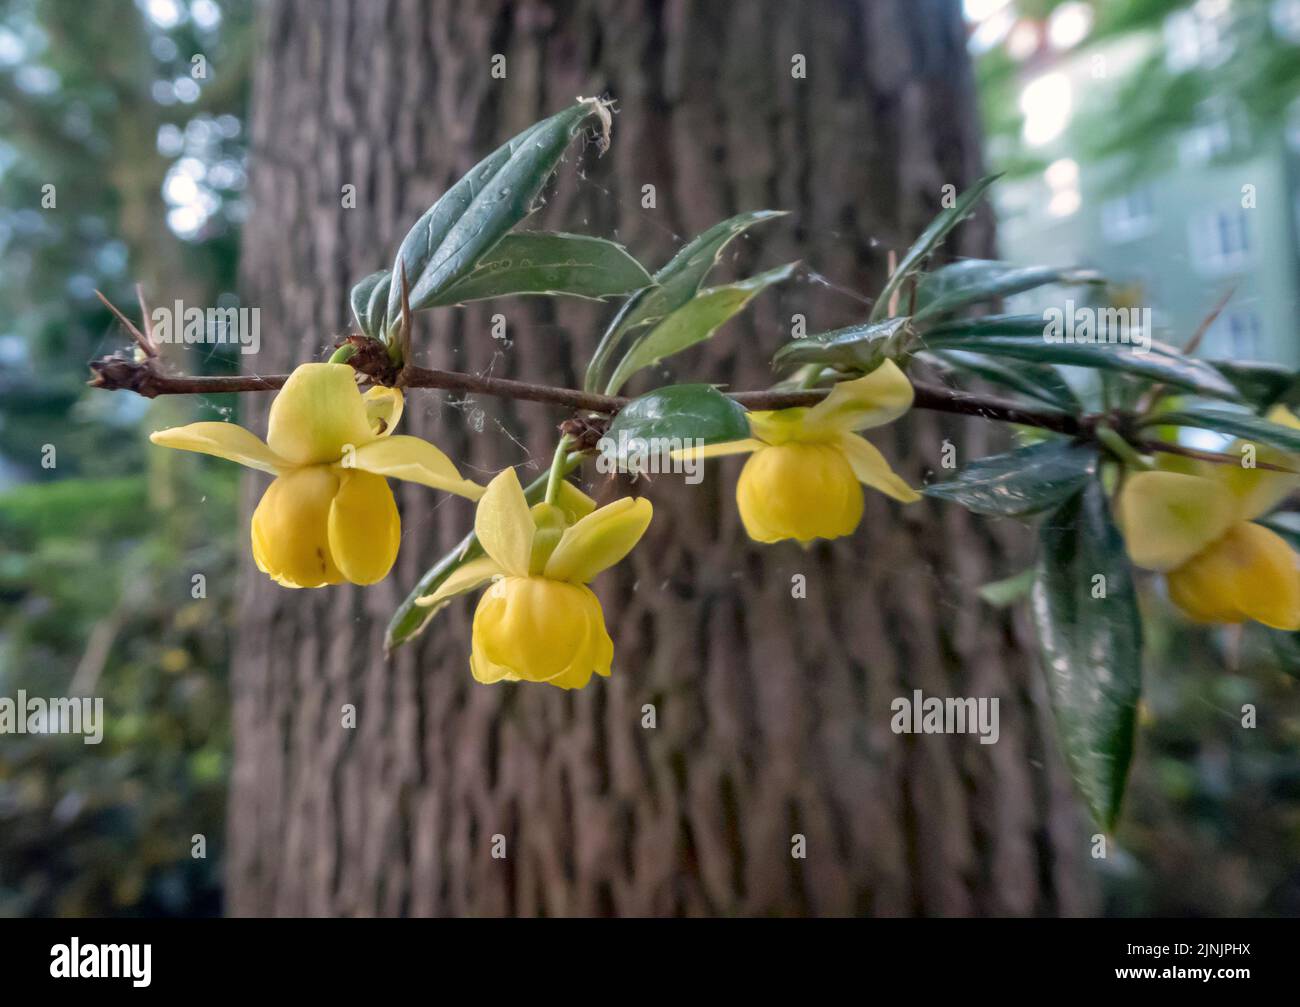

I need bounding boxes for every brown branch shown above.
[87,353,1088,435]
[1134,438,1300,475]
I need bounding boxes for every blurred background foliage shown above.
[0,0,1296,916]
[0,0,251,916]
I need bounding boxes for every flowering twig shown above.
[87,352,1088,436]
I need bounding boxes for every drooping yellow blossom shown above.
[679,360,920,544]
[151,362,483,588]
[415,468,652,689]
[1115,406,1300,630]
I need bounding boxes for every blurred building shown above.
[974,0,1300,366]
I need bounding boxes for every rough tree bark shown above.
[229,0,1093,917]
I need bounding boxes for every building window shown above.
[1179,117,1232,164]
[1164,6,1233,72]
[1101,187,1155,243]
[1213,309,1263,359]
[1188,209,1251,273]
[1178,99,1247,165]
[1272,0,1300,43]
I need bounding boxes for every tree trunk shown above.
[230,0,1093,917]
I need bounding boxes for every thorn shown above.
[1184,284,1234,357]
[135,283,159,354]
[95,289,156,358]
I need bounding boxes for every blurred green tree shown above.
[0,0,252,916]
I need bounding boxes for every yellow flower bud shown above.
[736,442,864,544]
[672,360,919,546]
[417,467,654,689]
[1166,522,1300,631]
[150,362,483,588]
[470,577,614,690]
[1116,447,1300,630]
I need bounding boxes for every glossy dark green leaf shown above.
[349,270,390,339]
[1031,480,1143,830]
[585,209,787,393]
[771,317,909,371]
[384,100,605,336]
[913,260,1102,324]
[924,314,1063,339]
[924,439,1097,517]
[923,349,1081,411]
[1139,407,1300,454]
[1268,629,1300,678]
[1208,360,1299,409]
[601,384,750,467]
[868,173,1000,323]
[922,317,1240,399]
[365,271,393,337]
[605,262,796,394]
[428,232,651,304]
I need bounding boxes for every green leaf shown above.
[913,260,1102,324]
[349,270,390,338]
[384,100,606,336]
[1267,628,1300,678]
[428,232,652,305]
[1031,480,1143,830]
[771,317,909,371]
[605,262,796,395]
[868,173,1000,323]
[1207,360,1299,409]
[601,384,750,468]
[1139,407,1300,455]
[977,568,1037,608]
[924,439,1097,517]
[922,317,1241,399]
[585,210,787,393]
[923,349,1081,411]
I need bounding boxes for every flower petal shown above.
[1168,522,1300,630]
[150,421,285,475]
[553,480,598,523]
[250,467,343,588]
[735,443,864,543]
[669,438,766,460]
[326,470,401,585]
[836,432,920,503]
[475,468,535,576]
[1212,409,1300,522]
[415,556,504,609]
[1115,470,1236,572]
[363,386,404,437]
[469,577,612,688]
[267,363,375,466]
[1218,460,1300,524]
[800,359,914,436]
[349,435,485,499]
[544,496,653,583]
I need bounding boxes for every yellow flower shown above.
[680,360,919,544]
[1115,406,1300,630]
[151,362,483,588]
[415,468,652,689]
